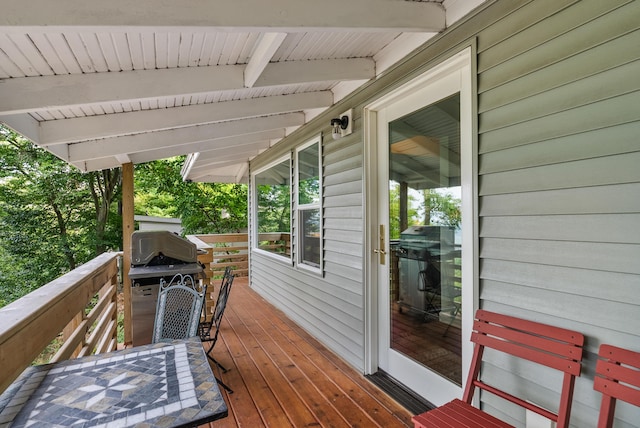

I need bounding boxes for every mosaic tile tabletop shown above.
[0,337,227,427]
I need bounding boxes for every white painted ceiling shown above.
[0,0,485,183]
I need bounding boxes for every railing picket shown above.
[0,252,121,394]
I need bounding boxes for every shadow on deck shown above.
[200,276,413,427]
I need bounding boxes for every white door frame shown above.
[363,46,477,405]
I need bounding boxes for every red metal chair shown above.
[594,344,640,428]
[413,309,585,428]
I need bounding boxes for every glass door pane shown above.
[388,94,462,385]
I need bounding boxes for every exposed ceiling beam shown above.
[180,153,199,179]
[0,113,40,143]
[128,130,284,164]
[77,133,279,173]
[38,91,333,145]
[191,171,248,184]
[67,112,304,161]
[234,163,249,183]
[252,58,374,87]
[115,154,131,164]
[45,144,70,164]
[190,157,255,175]
[244,32,287,88]
[0,0,446,32]
[198,147,269,167]
[391,121,460,161]
[183,155,254,183]
[196,142,272,163]
[188,159,254,177]
[0,59,373,115]
[76,157,121,172]
[187,162,248,181]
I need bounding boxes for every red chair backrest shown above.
[463,310,584,428]
[594,344,640,428]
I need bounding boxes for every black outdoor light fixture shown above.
[330,115,350,140]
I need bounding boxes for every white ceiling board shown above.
[39,91,333,145]
[0,58,372,115]
[67,113,305,161]
[0,0,488,183]
[128,131,284,164]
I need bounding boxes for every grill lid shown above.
[129,263,203,280]
[131,230,198,266]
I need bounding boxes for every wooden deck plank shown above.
[201,277,413,427]
[212,341,264,427]
[229,291,351,427]
[276,316,406,427]
[220,317,293,426]
[225,301,318,426]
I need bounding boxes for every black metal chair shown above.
[152,273,205,343]
[419,255,461,337]
[199,267,234,393]
[418,261,441,315]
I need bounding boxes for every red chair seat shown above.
[412,310,585,427]
[413,399,513,428]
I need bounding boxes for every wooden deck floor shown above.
[199,276,413,427]
[391,303,462,385]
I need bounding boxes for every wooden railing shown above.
[188,232,288,317]
[188,232,290,280]
[189,233,250,279]
[0,252,121,394]
[256,232,291,256]
[187,233,247,317]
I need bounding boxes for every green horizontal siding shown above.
[477,1,640,426]
[249,125,366,371]
[247,0,640,425]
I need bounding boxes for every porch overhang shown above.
[0,0,486,183]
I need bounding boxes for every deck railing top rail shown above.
[0,251,120,394]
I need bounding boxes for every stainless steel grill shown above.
[129,231,204,345]
[396,226,454,316]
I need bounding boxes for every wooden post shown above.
[399,181,408,233]
[122,163,134,346]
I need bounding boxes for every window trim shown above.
[294,135,323,274]
[251,155,293,264]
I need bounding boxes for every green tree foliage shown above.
[422,189,461,228]
[89,170,122,254]
[134,157,247,234]
[254,159,290,236]
[388,182,461,239]
[0,126,122,307]
[256,183,290,233]
[389,181,421,239]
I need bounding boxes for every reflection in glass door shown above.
[389,94,462,385]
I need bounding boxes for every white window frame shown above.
[251,155,293,264]
[294,135,323,273]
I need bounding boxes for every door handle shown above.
[376,224,386,265]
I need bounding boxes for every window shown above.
[251,137,323,271]
[296,137,322,270]
[254,157,291,259]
